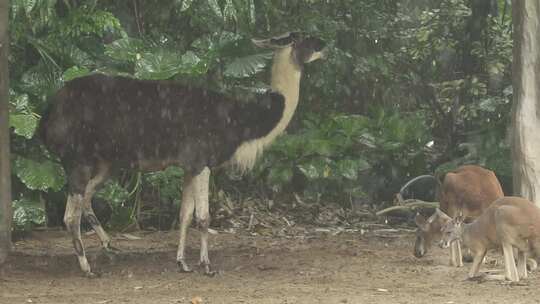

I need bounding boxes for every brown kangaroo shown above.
[440,196,540,282]
[414,165,504,266]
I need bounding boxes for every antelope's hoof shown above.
[177,260,193,273]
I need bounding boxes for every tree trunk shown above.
[511,0,540,204]
[0,0,11,266]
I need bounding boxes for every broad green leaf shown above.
[478,98,498,113]
[10,94,30,112]
[357,132,376,148]
[224,52,272,78]
[303,139,334,157]
[105,37,146,63]
[144,166,184,203]
[13,156,66,191]
[63,66,91,81]
[192,31,244,63]
[298,158,330,180]
[298,163,320,179]
[96,180,129,207]
[135,51,184,80]
[62,45,93,67]
[20,68,62,98]
[180,51,204,73]
[12,197,46,231]
[135,50,204,80]
[9,113,38,139]
[335,159,370,180]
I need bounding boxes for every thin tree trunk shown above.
[511,0,540,204]
[0,0,12,266]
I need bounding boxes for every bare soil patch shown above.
[1,227,539,304]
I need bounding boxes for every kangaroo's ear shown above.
[454,212,465,225]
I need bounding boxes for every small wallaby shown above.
[440,196,540,282]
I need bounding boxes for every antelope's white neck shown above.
[268,47,302,141]
[232,47,302,171]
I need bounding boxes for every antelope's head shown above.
[252,32,327,67]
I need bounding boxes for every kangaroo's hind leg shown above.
[517,250,528,279]
[502,242,519,282]
[467,248,487,279]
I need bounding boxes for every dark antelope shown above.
[38,32,326,276]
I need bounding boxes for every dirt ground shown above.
[2,226,540,304]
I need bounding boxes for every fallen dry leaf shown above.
[191,296,203,304]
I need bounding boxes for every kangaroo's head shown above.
[414,209,452,258]
[439,213,464,249]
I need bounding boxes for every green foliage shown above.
[95,179,132,228]
[144,166,184,205]
[135,50,206,79]
[13,156,66,192]
[12,197,46,231]
[256,108,429,202]
[63,66,91,81]
[104,37,145,62]
[7,0,516,228]
[224,52,273,78]
[9,113,39,139]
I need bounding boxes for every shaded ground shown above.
[2,226,540,304]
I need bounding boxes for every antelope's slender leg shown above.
[193,167,213,276]
[177,173,196,272]
[467,249,486,279]
[65,194,94,277]
[502,242,519,282]
[81,164,113,251]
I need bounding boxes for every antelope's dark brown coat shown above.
[39,74,284,191]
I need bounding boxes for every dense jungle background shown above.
[7,0,512,232]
